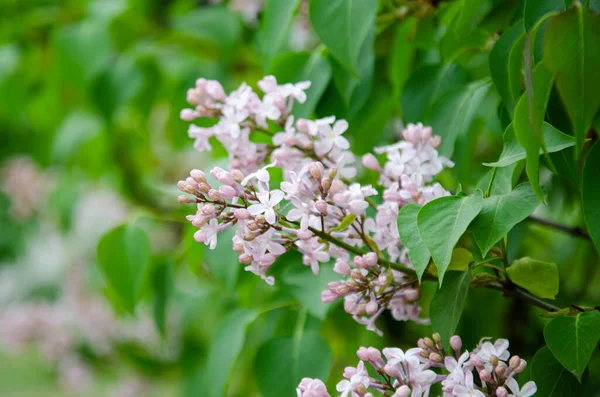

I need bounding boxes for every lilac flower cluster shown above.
[296,334,536,397]
[177,76,453,333]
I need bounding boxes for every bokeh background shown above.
[1,0,599,396]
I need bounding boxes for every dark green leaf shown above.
[490,21,524,115]
[425,79,491,158]
[523,0,565,31]
[203,227,239,292]
[309,0,377,76]
[397,204,430,282]
[294,51,332,118]
[390,17,417,101]
[582,141,600,251]
[532,347,589,396]
[475,163,523,196]
[484,122,575,167]
[152,259,173,336]
[506,257,559,299]
[430,268,471,350]
[470,183,541,256]
[513,61,555,201]
[417,191,484,284]
[544,311,600,380]
[97,224,151,314]
[544,4,600,157]
[258,0,301,70]
[401,63,467,123]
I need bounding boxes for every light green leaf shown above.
[257,0,301,70]
[470,183,541,256]
[425,80,491,158]
[97,224,151,314]
[489,21,524,115]
[430,268,471,350]
[309,0,377,76]
[544,4,600,157]
[201,309,258,397]
[52,110,104,163]
[397,204,430,282]
[428,248,474,277]
[330,213,357,232]
[513,61,555,202]
[484,122,575,167]
[523,0,565,31]
[544,311,600,380]
[532,347,589,396]
[294,51,332,118]
[203,227,239,292]
[582,141,600,252]
[417,191,484,284]
[390,17,417,101]
[401,63,467,123]
[255,332,333,397]
[507,257,559,299]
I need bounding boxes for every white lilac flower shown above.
[505,378,537,397]
[336,361,370,397]
[247,189,284,224]
[315,119,350,156]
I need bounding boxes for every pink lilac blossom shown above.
[177,75,454,333]
[297,335,537,397]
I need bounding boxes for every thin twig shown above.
[482,282,561,312]
[526,215,591,240]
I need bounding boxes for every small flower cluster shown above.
[296,334,537,397]
[177,76,453,332]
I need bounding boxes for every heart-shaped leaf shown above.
[397,203,430,282]
[506,257,559,299]
[532,346,589,396]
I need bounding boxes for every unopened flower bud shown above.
[219,185,237,198]
[450,335,463,352]
[309,162,323,180]
[201,204,215,215]
[178,195,194,204]
[424,337,434,348]
[420,350,430,358]
[239,254,252,264]
[418,338,428,350]
[192,215,207,227]
[366,300,378,315]
[336,284,350,295]
[345,279,358,289]
[333,259,351,275]
[432,333,442,344]
[394,385,411,397]
[231,169,244,182]
[496,386,508,397]
[320,177,331,192]
[190,169,206,183]
[315,200,328,214]
[296,118,310,134]
[247,221,259,231]
[233,242,244,253]
[198,182,210,193]
[515,359,527,374]
[429,352,442,363]
[329,179,344,195]
[321,290,339,303]
[495,362,507,377]
[470,354,484,369]
[234,208,250,220]
[350,269,363,280]
[509,355,520,370]
[479,369,492,382]
[362,153,381,171]
[431,135,441,148]
[261,253,276,266]
[490,355,499,367]
[208,189,221,201]
[296,229,313,240]
[364,252,378,267]
[180,108,197,121]
[244,232,255,241]
[256,214,267,224]
[328,168,337,179]
[353,255,366,268]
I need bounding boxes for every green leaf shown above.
[470,183,541,256]
[390,17,417,101]
[309,0,377,76]
[582,141,600,252]
[331,25,375,111]
[489,21,524,115]
[397,204,430,282]
[430,268,471,350]
[151,259,173,336]
[255,332,333,397]
[513,61,555,201]
[507,257,559,299]
[203,227,239,292]
[294,51,332,118]
[532,347,589,396]
[330,213,357,232]
[425,79,491,158]
[51,110,104,163]
[475,163,523,196]
[201,309,258,397]
[257,0,301,70]
[417,191,484,284]
[523,0,566,31]
[544,311,600,380]
[401,63,467,123]
[544,4,600,157]
[97,224,151,314]
[484,122,576,167]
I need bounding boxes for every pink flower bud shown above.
[244,232,255,241]
[233,242,244,253]
[201,204,215,215]
[515,359,527,374]
[234,208,250,220]
[198,182,210,193]
[430,352,442,363]
[247,221,259,231]
[333,259,351,275]
[193,230,206,242]
[231,169,244,182]
[362,153,381,171]
[192,215,207,227]
[261,253,276,266]
[343,366,357,379]
[320,177,331,192]
[208,189,221,201]
[394,385,411,397]
[509,355,520,369]
[431,135,441,148]
[496,386,508,397]
[239,254,252,264]
[178,195,194,204]
[354,256,366,268]
[450,335,462,351]
[335,284,350,295]
[205,80,225,100]
[366,300,378,315]
[356,347,370,361]
[315,200,328,214]
[180,108,197,121]
[321,290,339,303]
[479,369,492,382]
[495,362,507,377]
[309,162,323,180]
[190,169,207,183]
[329,179,344,195]
[219,185,237,198]
[350,269,363,280]
[384,363,401,378]
[470,354,484,369]
[296,118,310,134]
[348,199,369,214]
[364,252,378,267]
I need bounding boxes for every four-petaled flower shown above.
[248,189,284,224]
